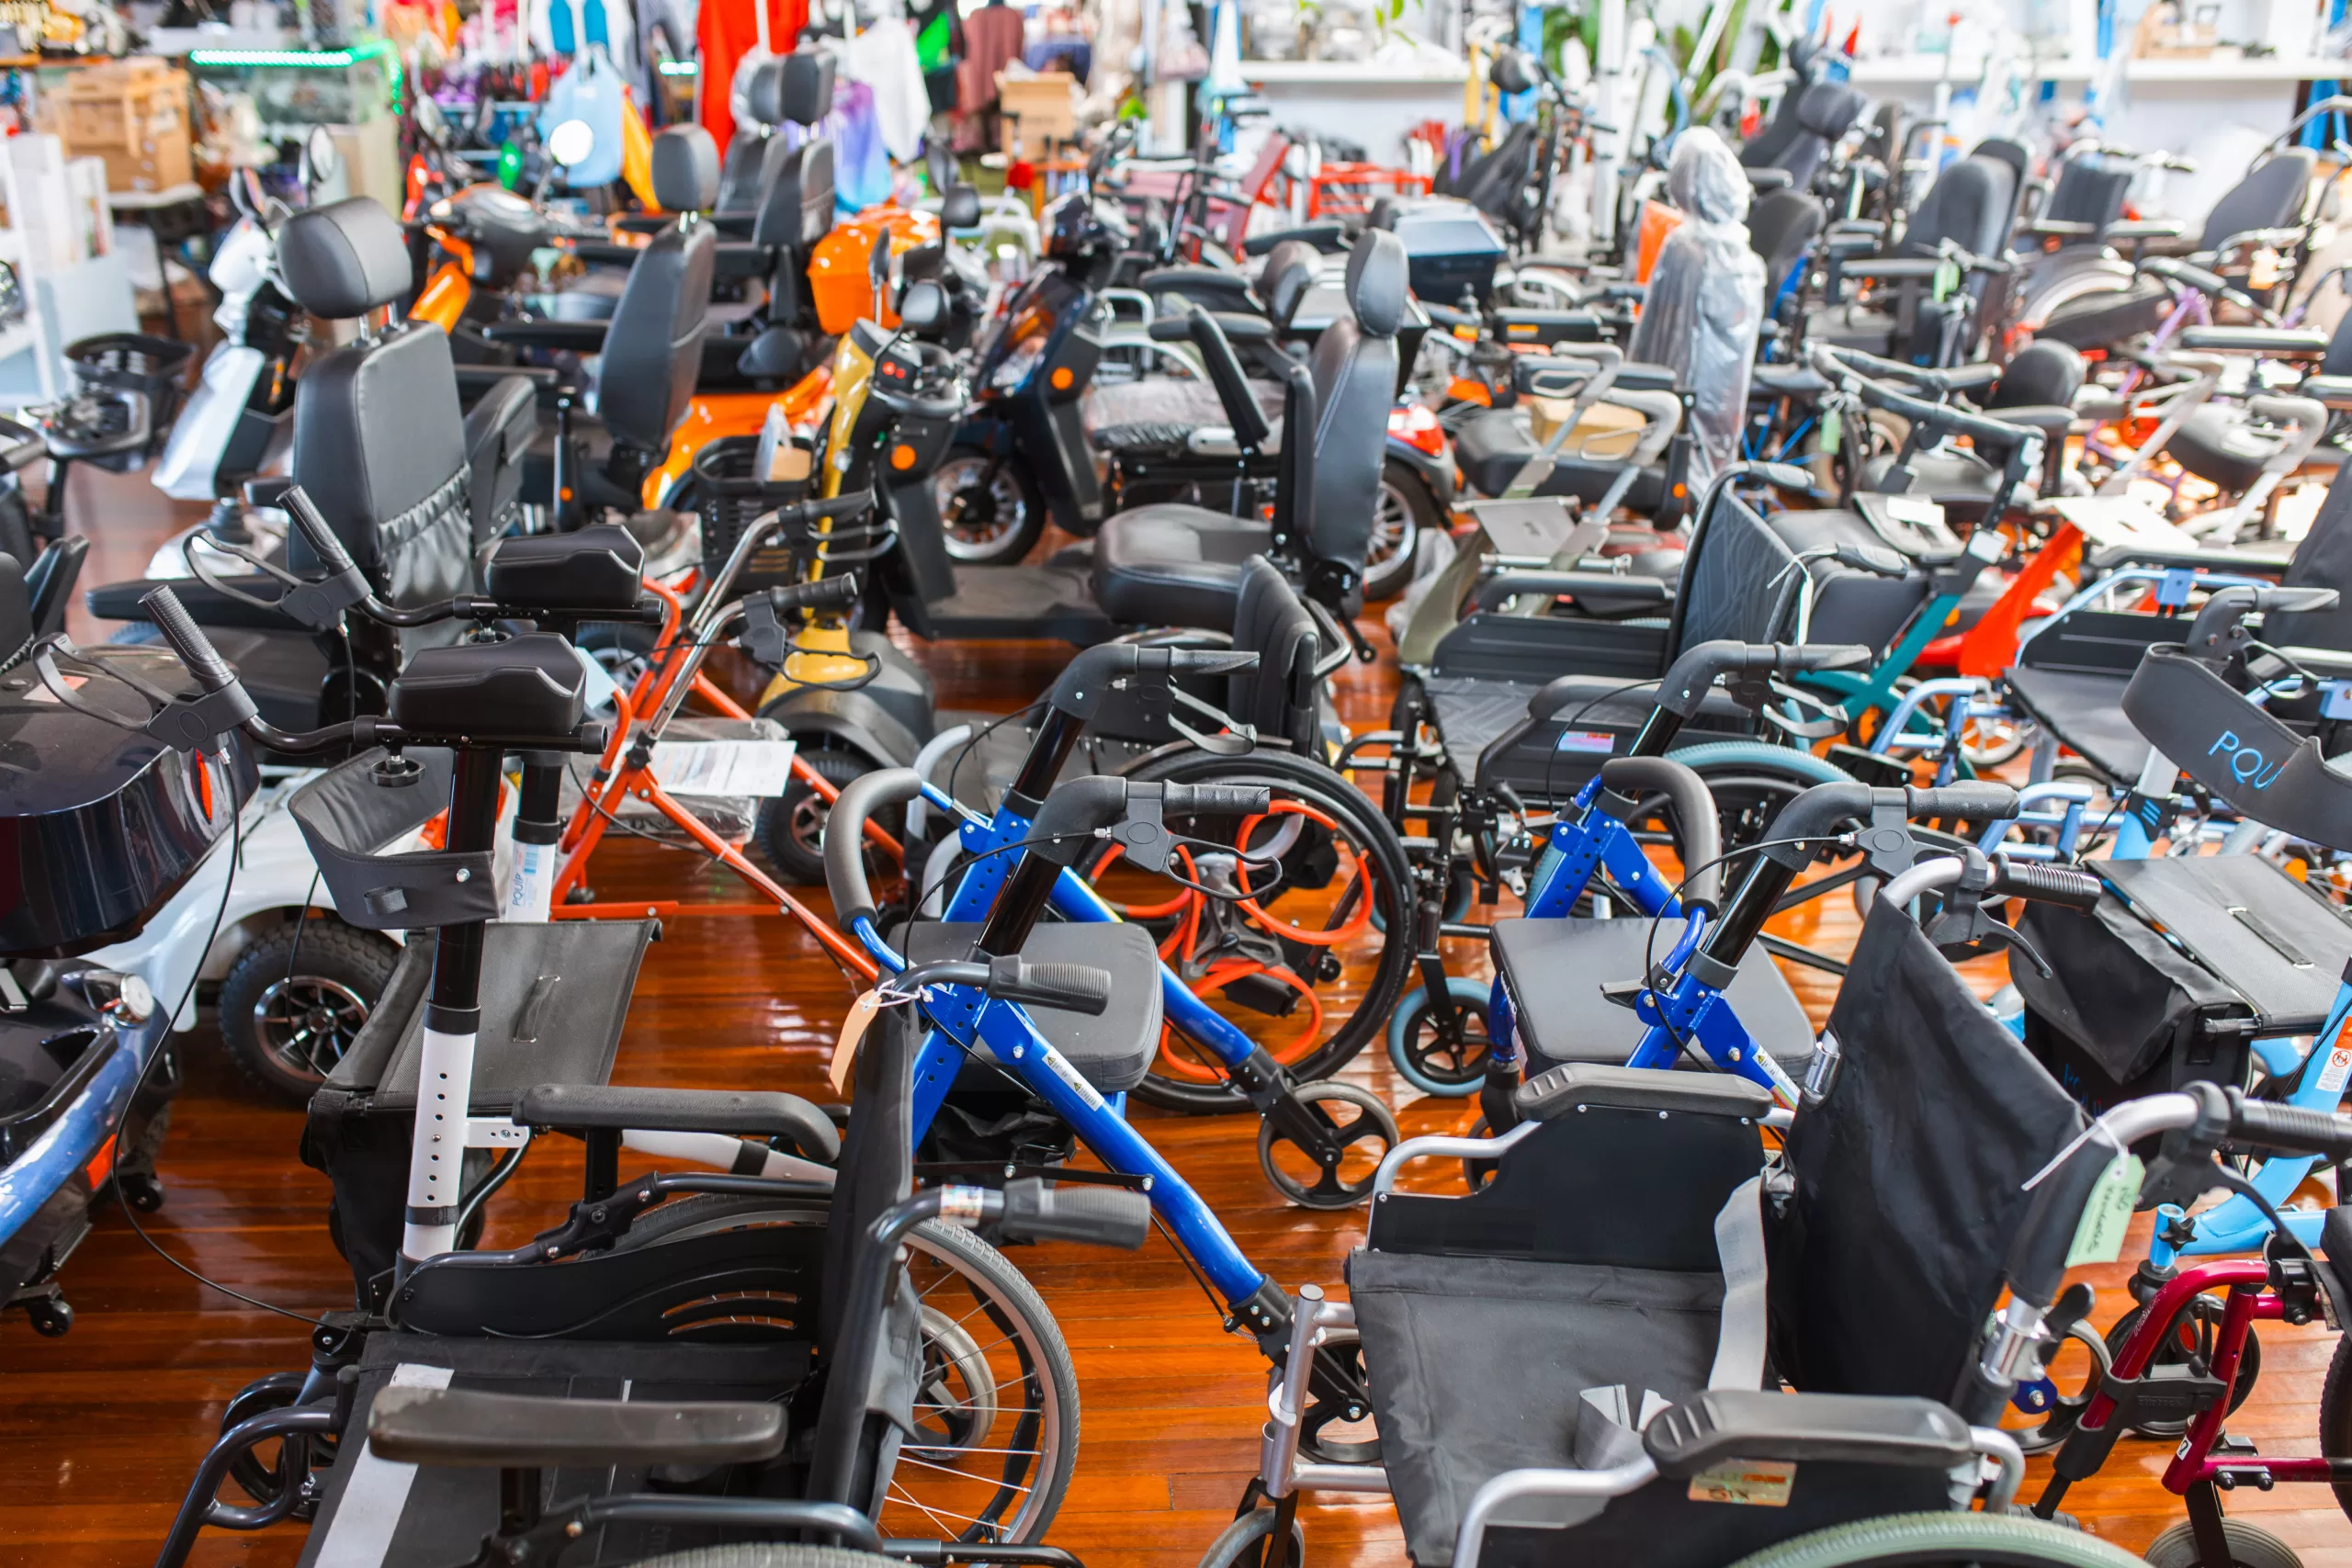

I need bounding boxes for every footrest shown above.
[1643,1388,1973,1477]
[368,1386,786,1467]
[514,1084,838,1161]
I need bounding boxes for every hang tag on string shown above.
[829,985,919,1092]
[2066,1151,2143,1268]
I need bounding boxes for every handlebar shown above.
[1654,639,1872,718]
[1907,781,2022,823]
[141,586,241,695]
[1808,342,2046,451]
[1985,854,2102,914]
[890,954,1114,1016]
[766,573,862,618]
[2227,1090,2352,1163]
[996,1178,1152,1249]
[283,485,359,578]
[825,768,926,923]
[1762,779,2021,870]
[2184,581,2342,660]
[1160,782,1275,818]
[1598,757,1723,913]
[1046,644,1259,722]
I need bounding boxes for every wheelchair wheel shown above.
[1199,1505,1306,1568]
[2312,1330,2352,1521]
[615,1195,1077,1543]
[1720,1510,2150,1567]
[2102,1294,2260,1438]
[1386,977,1493,1098]
[2143,1519,2304,1568]
[622,1550,909,1568]
[1081,750,1416,1113]
[1258,1080,1401,1209]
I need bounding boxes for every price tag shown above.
[2066,1151,2144,1267]
[1932,256,1962,301]
[831,990,881,1093]
[1818,406,1842,456]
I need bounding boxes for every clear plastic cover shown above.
[1627,127,1766,485]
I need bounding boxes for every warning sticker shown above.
[2319,1044,2352,1098]
[1036,1043,1107,1111]
[1555,729,1616,755]
[1688,1461,1795,1506]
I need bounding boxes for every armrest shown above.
[1514,1062,1775,1123]
[2177,324,2329,358]
[1147,311,1272,344]
[1938,363,2003,393]
[709,210,757,240]
[615,214,670,235]
[368,1386,786,1468]
[2087,544,2289,576]
[1645,1389,1973,1478]
[713,241,770,280]
[1753,365,1828,399]
[1240,220,1347,256]
[2108,218,2186,242]
[1829,219,1887,241]
[1983,403,2074,434]
[2141,254,2231,296]
[1611,363,1678,393]
[453,364,561,393]
[2023,218,2098,241]
[2303,373,2352,412]
[1471,570,1669,613]
[568,240,646,267]
[85,574,311,633]
[1744,166,1793,191]
[243,476,293,508]
[1424,302,1477,333]
[1841,256,1943,281]
[514,1083,841,1162]
[481,320,612,352]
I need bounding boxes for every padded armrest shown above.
[2177,325,2329,357]
[1744,166,1793,191]
[568,240,645,267]
[1984,403,2074,434]
[481,319,612,352]
[1611,363,1678,393]
[1424,302,1477,332]
[1514,1062,1775,1122]
[1240,220,1347,256]
[2023,218,2098,240]
[2087,545,2290,576]
[514,1083,842,1162]
[2109,218,2186,242]
[1644,1389,1974,1478]
[709,211,757,240]
[1472,570,1669,614]
[1939,363,2003,393]
[453,364,561,392]
[713,241,771,280]
[1147,311,1272,344]
[1753,365,1828,399]
[1829,219,1887,240]
[85,574,310,633]
[615,214,670,235]
[2302,373,2352,412]
[368,1386,786,1468]
[1841,256,1943,281]
[1825,233,1880,262]
[2142,254,2230,296]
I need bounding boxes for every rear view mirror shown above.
[301,126,341,191]
[943,182,981,230]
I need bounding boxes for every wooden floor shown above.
[5,476,2348,1567]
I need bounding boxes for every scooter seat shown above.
[1084,377,1283,435]
[1450,407,1666,509]
[2001,663,2147,784]
[1091,505,1274,633]
[1489,914,1815,1074]
[900,919,1161,1092]
[2165,403,2289,494]
[390,633,587,740]
[2035,278,2170,351]
[1855,449,2030,524]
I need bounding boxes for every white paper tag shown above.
[1884,494,1947,532]
[650,739,798,797]
[569,643,622,711]
[2066,1151,2144,1268]
[2319,1042,2352,1098]
[831,990,881,1093]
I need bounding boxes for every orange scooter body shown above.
[808,205,941,334]
[643,370,834,509]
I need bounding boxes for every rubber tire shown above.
[757,745,885,888]
[1198,1506,1306,1568]
[216,922,399,1104]
[623,1550,908,1568]
[2142,1519,2305,1568]
[2315,1327,2352,1522]
[613,1193,1079,1543]
[1364,458,1442,602]
[1721,1510,2153,1568]
[1386,976,1493,1098]
[1109,748,1417,1113]
[2101,1297,2259,1438]
[936,442,1047,567]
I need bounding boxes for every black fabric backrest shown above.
[1990,339,2084,409]
[2043,155,2136,231]
[1667,487,1803,655]
[776,49,837,127]
[1259,239,1322,333]
[597,220,718,454]
[0,551,33,671]
[715,130,771,214]
[290,321,471,600]
[819,997,914,1360]
[755,134,836,252]
[1902,153,2013,261]
[1973,138,2030,202]
[1778,81,1865,187]
[278,197,413,319]
[1301,231,1404,577]
[1748,188,1823,295]
[650,123,719,213]
[741,56,788,127]
[460,374,538,545]
[1738,80,1811,170]
[1229,556,1319,750]
[1770,904,2083,1402]
[2201,148,2315,250]
[2266,458,2352,651]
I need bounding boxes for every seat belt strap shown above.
[1708,1174,1770,1391]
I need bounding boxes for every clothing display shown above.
[842,17,929,161]
[698,0,809,149]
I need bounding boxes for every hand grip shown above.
[1905,782,2019,824]
[822,768,924,923]
[1987,854,2103,914]
[140,587,240,694]
[1836,542,1909,578]
[1747,461,1813,491]
[985,956,1113,1017]
[1784,643,1873,672]
[766,573,861,616]
[1166,648,1261,676]
[281,486,359,577]
[1159,783,1273,818]
[2230,1096,2352,1162]
[1598,757,1723,912]
[995,1179,1152,1250]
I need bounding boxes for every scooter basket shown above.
[64,333,192,431]
[694,434,812,595]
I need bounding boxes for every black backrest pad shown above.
[278,196,413,319]
[1259,239,1322,331]
[1902,154,2013,260]
[2201,147,2315,250]
[1668,487,1803,654]
[597,220,717,453]
[1304,231,1404,568]
[1990,340,2084,409]
[1770,904,2083,1401]
[2269,458,2352,650]
[778,49,837,127]
[756,136,836,252]
[1230,556,1319,750]
[651,123,720,213]
[291,321,470,587]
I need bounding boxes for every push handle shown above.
[1598,757,1724,914]
[2228,1090,2352,1162]
[996,1178,1152,1249]
[823,768,925,924]
[1167,648,1261,676]
[1905,782,2019,824]
[141,587,240,694]
[1655,639,1872,716]
[766,572,861,616]
[281,485,361,577]
[1837,542,1909,577]
[986,956,1113,1017]
[1987,855,2102,914]
[1160,783,1272,817]
[1046,644,1261,721]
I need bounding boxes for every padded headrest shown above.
[278,196,413,319]
[741,58,786,128]
[1344,229,1407,338]
[650,124,718,214]
[777,50,836,128]
[1258,238,1321,327]
[1795,81,1866,141]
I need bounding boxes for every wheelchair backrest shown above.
[2200,146,2316,251]
[1771,904,2083,1404]
[1666,486,1804,656]
[2267,455,2352,652]
[1229,557,1321,753]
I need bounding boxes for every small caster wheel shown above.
[1258,1081,1400,1210]
[25,1296,72,1337]
[1385,977,1493,1098]
[119,1171,164,1213]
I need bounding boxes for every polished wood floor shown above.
[5,479,2347,1567]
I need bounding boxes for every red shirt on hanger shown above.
[699,0,809,150]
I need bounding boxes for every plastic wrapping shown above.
[1626,128,1765,485]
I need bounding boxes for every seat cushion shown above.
[2165,403,2287,494]
[1490,915,1814,1072]
[485,523,645,610]
[1090,505,1272,631]
[1450,407,1667,510]
[2003,663,2146,783]
[1856,448,2028,525]
[1083,377,1284,436]
[390,632,588,739]
[900,919,1161,1092]
[2035,278,2172,352]
[1348,1246,1724,1567]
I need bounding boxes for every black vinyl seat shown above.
[389,633,588,739]
[483,522,647,611]
[899,920,1159,1090]
[1803,142,2023,365]
[1449,404,1670,509]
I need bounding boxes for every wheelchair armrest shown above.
[368,1386,786,1468]
[2023,218,2098,241]
[2109,218,2186,243]
[2302,373,2352,412]
[614,214,670,235]
[1744,166,1793,191]
[514,1083,841,1163]
[454,364,562,395]
[1424,302,1478,333]
[1829,219,1887,241]
[1147,310,1272,344]
[2177,324,2330,358]
[1982,403,2075,435]
[85,574,312,633]
[1240,220,1348,256]
[1645,1389,1974,1478]
[713,241,771,280]
[568,239,645,267]
[1514,1062,1774,1123]
[1824,233,1882,262]
[1752,365,1828,399]
[481,320,612,352]
[1611,363,1678,393]
[243,476,293,508]
[1471,570,1669,614]
[2086,545,2290,576]
[1839,256,1943,282]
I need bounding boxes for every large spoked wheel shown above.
[2102,1294,2260,1438]
[1080,750,1416,1114]
[1720,1510,2154,1568]
[615,1196,1078,1544]
[934,445,1046,566]
[1257,1079,1401,1209]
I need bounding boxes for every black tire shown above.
[1089,749,1415,1113]
[573,621,660,695]
[1724,1512,2151,1568]
[2143,1519,2304,1568]
[2103,1296,2260,1438]
[216,921,399,1104]
[624,1551,905,1568]
[2316,1329,2352,1522]
[935,443,1046,566]
[1365,458,1442,602]
[757,745,888,887]
[1198,1506,1306,1568]
[616,1194,1078,1543]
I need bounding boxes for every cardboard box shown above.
[996,71,1078,152]
[59,58,192,193]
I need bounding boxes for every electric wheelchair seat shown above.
[1803,141,2025,367]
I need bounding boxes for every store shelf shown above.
[1847,52,2349,86]
[1239,59,1469,85]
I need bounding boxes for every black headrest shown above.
[777,50,835,127]
[1795,81,1866,141]
[1366,196,1398,232]
[650,124,718,214]
[278,197,413,319]
[1344,229,1407,338]
[1259,238,1321,328]
[741,58,787,127]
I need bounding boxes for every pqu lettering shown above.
[2208,730,2284,789]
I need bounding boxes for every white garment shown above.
[529,0,640,81]
[843,17,930,162]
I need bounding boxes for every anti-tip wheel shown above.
[1258,1081,1400,1210]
